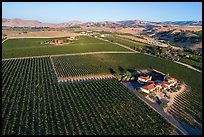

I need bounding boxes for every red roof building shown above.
[137,76,152,83]
[164,76,177,86]
[155,83,162,89]
[161,81,171,89]
[164,76,177,82]
[140,83,155,94]
[146,80,155,84]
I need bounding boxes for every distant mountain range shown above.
[2,18,202,28]
[162,21,202,26]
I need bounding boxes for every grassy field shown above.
[194,30,202,37]
[2,36,129,59]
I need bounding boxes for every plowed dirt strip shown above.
[57,74,114,83]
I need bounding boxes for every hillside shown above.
[2,18,202,51]
[3,18,202,28]
[153,29,202,49]
[162,21,202,26]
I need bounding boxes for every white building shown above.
[100,34,105,37]
[137,76,152,83]
[161,81,171,90]
[140,83,155,94]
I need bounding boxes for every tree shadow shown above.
[118,66,125,74]
[127,69,139,76]
[127,68,135,73]
[109,68,116,74]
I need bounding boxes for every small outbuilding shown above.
[54,40,64,44]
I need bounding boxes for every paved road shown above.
[2,51,135,61]
[122,82,189,135]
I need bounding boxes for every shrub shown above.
[152,96,158,102]
[137,89,148,97]
[160,102,168,108]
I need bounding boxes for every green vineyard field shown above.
[2,57,175,135]
[2,36,129,59]
[51,53,202,128]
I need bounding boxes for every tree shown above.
[114,73,122,81]
[124,71,131,77]
[138,47,143,52]
[166,73,169,76]
[152,46,158,55]
[130,76,135,81]
[126,77,130,82]
[161,47,167,54]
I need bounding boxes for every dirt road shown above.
[96,37,138,53]
[175,61,202,73]
[2,39,8,44]
[3,36,201,73]
[2,51,135,61]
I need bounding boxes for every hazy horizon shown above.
[2,17,202,24]
[2,2,202,24]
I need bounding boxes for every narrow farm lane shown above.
[95,37,139,53]
[174,61,202,73]
[98,36,201,73]
[122,82,189,135]
[2,51,135,61]
[3,36,201,73]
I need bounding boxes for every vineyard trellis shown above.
[51,55,115,83]
[167,86,202,129]
[2,57,175,135]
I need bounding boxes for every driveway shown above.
[122,82,189,135]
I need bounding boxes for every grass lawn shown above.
[2,36,129,59]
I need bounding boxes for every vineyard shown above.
[50,53,202,133]
[102,35,149,50]
[51,55,113,82]
[2,57,175,135]
[168,86,202,130]
[2,36,129,59]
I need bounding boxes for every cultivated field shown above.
[2,38,202,135]
[50,53,202,130]
[2,36,129,59]
[2,30,81,38]
[2,57,175,135]
[102,35,148,49]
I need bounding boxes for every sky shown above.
[2,2,202,24]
